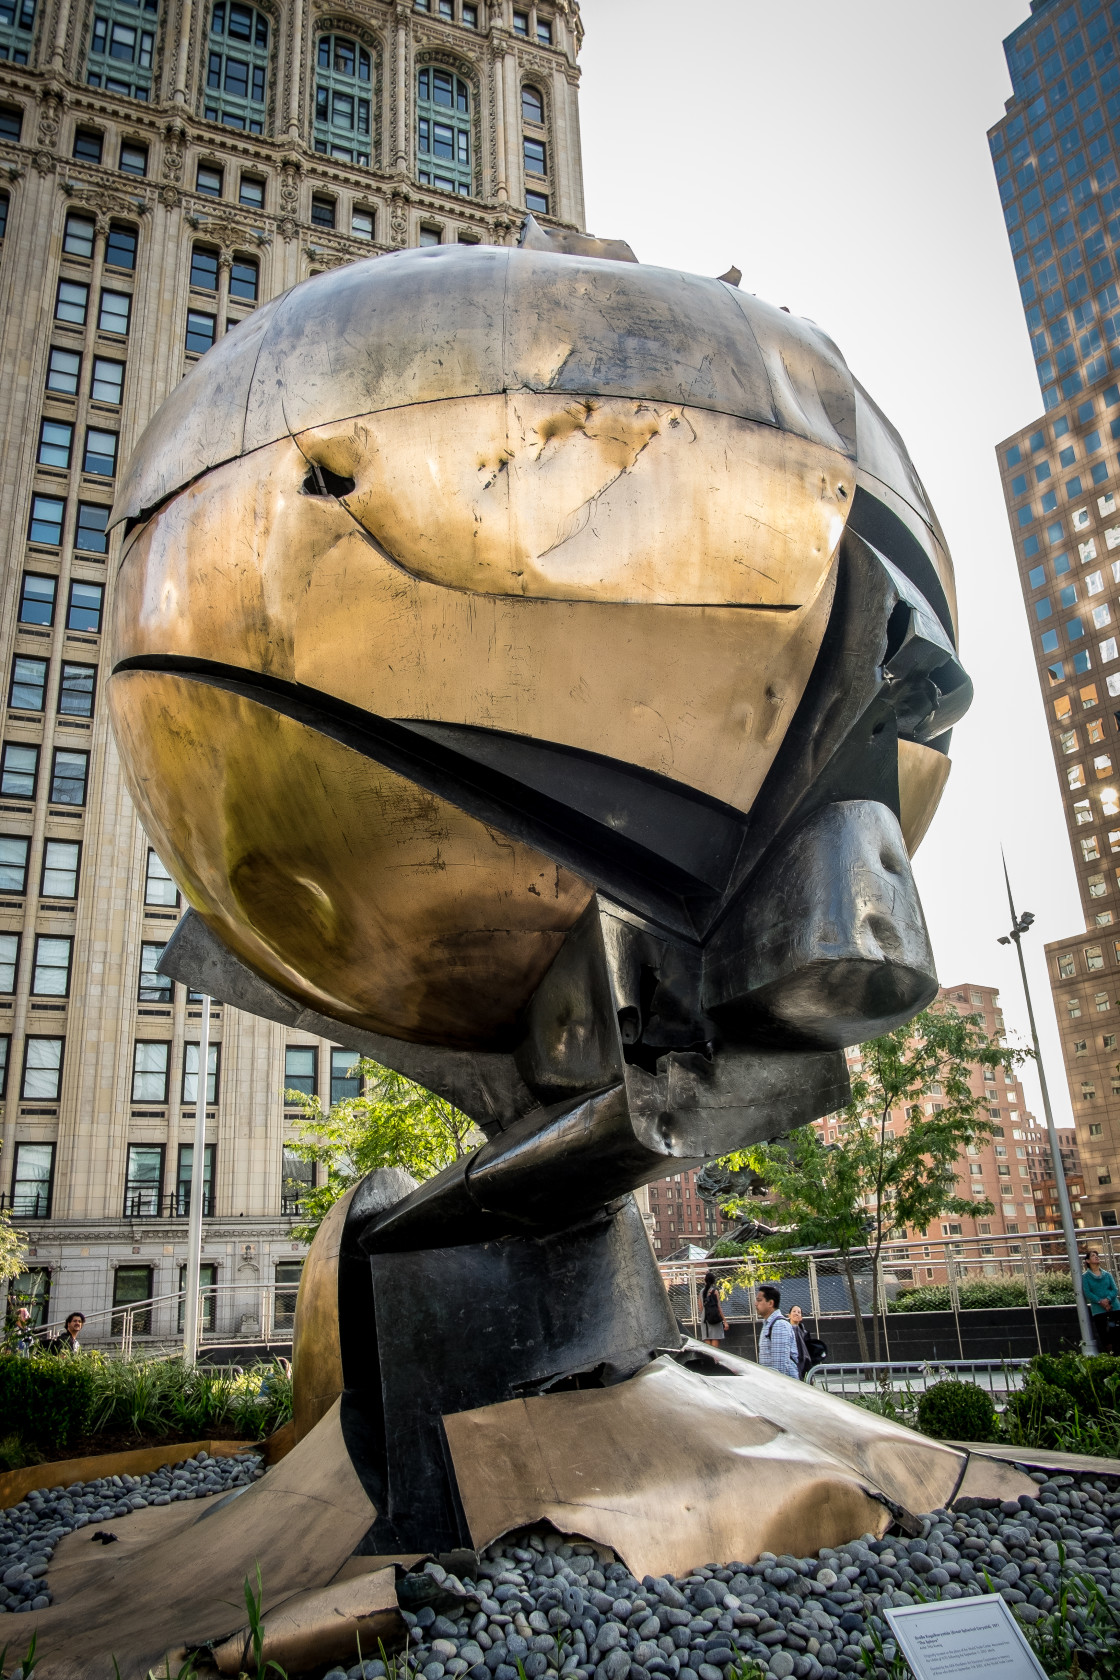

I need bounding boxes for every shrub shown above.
[890,1273,1077,1313]
[0,1355,95,1451]
[916,1378,997,1441]
[85,1356,292,1442]
[1003,1380,1076,1448]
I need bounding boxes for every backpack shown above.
[702,1287,723,1326]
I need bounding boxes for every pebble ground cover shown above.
[3,1460,1120,1677]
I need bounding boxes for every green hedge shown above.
[890,1274,1075,1313]
[916,1378,996,1441]
[0,1355,95,1451]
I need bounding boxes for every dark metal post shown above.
[999,859,1095,1353]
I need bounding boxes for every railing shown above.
[806,1358,1030,1401]
[659,1226,1108,1358]
[22,1281,300,1359]
[122,1189,216,1219]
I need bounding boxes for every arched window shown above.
[416,66,472,198]
[0,0,36,65]
[205,1,269,134]
[87,0,158,100]
[314,33,371,166]
[521,80,547,215]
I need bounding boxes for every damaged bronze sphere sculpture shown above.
[108,224,985,1578]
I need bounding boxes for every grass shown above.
[0,1356,292,1470]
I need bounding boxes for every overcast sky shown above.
[576,0,1080,1123]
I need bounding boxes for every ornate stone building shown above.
[0,0,587,1341]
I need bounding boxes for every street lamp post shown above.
[998,860,1095,1353]
[182,993,211,1365]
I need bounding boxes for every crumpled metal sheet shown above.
[211,1565,401,1675]
[442,1349,969,1580]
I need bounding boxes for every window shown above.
[87,3,155,101]
[72,128,103,164]
[0,933,19,990]
[0,836,28,895]
[536,14,551,43]
[228,256,258,302]
[22,1036,63,1100]
[32,934,71,996]
[196,162,223,196]
[417,67,472,196]
[463,3,477,24]
[1082,835,1101,860]
[239,172,264,208]
[175,1144,215,1218]
[46,347,81,396]
[206,3,270,135]
[131,1040,168,1102]
[83,427,117,477]
[50,747,88,805]
[283,1045,316,1102]
[91,357,124,404]
[281,1150,313,1215]
[67,579,103,633]
[314,33,371,166]
[513,9,528,33]
[27,499,64,549]
[0,105,20,141]
[136,940,169,1002]
[186,310,216,354]
[98,289,131,334]
[177,1260,217,1331]
[1091,1121,1105,1136]
[0,0,34,62]
[76,503,110,555]
[274,1258,303,1328]
[38,418,73,469]
[1088,944,1105,969]
[1,743,38,800]
[182,1041,219,1104]
[11,1144,53,1219]
[119,140,147,176]
[112,1264,154,1333]
[19,573,57,627]
[144,849,178,906]
[523,136,546,177]
[310,194,336,228]
[105,223,138,270]
[522,84,543,123]
[55,280,89,327]
[1098,990,1112,1010]
[418,226,440,246]
[124,1144,163,1214]
[10,657,47,712]
[352,207,374,239]
[190,244,219,290]
[41,839,79,898]
[330,1047,360,1103]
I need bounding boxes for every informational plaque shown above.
[883,1593,1048,1680]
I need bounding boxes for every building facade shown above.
[991,0,1120,1224]
[0,0,587,1340]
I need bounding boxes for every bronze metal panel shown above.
[26,1400,376,1679]
[443,1353,966,1578]
[110,439,839,817]
[114,247,866,528]
[301,397,849,608]
[952,1451,1037,1503]
[212,1566,400,1675]
[109,670,592,1044]
[291,1185,353,1440]
[897,738,952,855]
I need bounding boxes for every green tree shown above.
[718,1006,1028,1361]
[284,1057,482,1241]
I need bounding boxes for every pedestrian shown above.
[12,1306,33,1356]
[700,1270,728,1346]
[788,1304,812,1379]
[48,1311,85,1356]
[1082,1250,1120,1351]
[755,1284,799,1379]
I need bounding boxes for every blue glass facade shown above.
[991,0,1120,407]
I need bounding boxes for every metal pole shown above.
[1000,861,1096,1353]
[182,994,211,1365]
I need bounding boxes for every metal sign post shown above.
[182,994,211,1364]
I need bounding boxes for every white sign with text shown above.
[883,1593,1048,1680]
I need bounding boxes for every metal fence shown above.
[20,1281,299,1360]
[659,1226,1100,1358]
[806,1358,1030,1402]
